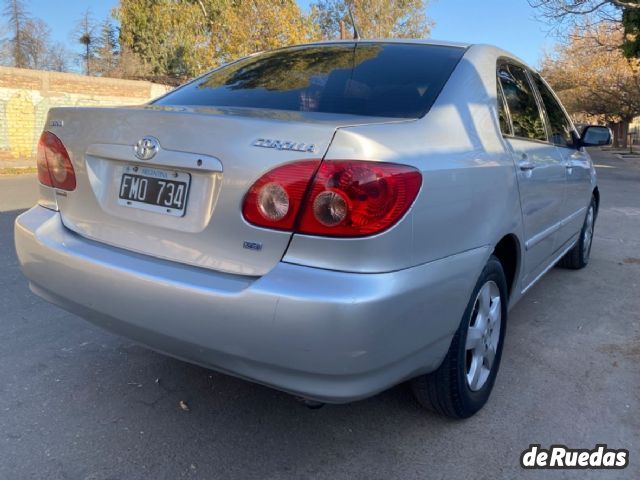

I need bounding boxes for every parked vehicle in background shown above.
[15,40,611,418]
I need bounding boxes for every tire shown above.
[558,196,597,270]
[411,255,508,419]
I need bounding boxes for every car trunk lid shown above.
[47,105,406,276]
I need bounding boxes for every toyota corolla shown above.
[14,40,610,418]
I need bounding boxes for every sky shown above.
[24,0,556,68]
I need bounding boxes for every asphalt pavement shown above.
[0,149,638,479]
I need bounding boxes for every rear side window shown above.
[498,63,546,141]
[532,75,576,148]
[155,43,465,119]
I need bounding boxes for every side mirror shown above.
[580,125,613,147]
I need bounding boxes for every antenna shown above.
[347,3,360,40]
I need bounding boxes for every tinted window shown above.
[498,63,546,141]
[533,75,575,148]
[155,43,465,118]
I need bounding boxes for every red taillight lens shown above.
[36,131,76,191]
[298,161,422,237]
[242,160,422,237]
[242,160,320,230]
[36,135,53,187]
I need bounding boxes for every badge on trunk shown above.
[134,136,160,160]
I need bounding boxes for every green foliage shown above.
[2,0,435,82]
[117,0,208,80]
[93,19,120,76]
[117,0,320,82]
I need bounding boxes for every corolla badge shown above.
[134,136,160,160]
[252,138,316,153]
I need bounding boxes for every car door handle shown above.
[518,160,536,171]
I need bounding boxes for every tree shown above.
[106,44,149,80]
[93,19,120,76]
[541,22,640,146]
[212,0,319,62]
[117,0,320,82]
[3,0,29,68]
[117,0,210,80]
[47,42,69,71]
[22,18,49,69]
[528,0,640,58]
[529,0,639,17]
[0,2,70,72]
[74,9,97,75]
[311,0,433,40]
[621,0,640,57]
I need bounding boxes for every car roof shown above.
[275,39,528,67]
[236,39,531,79]
[302,38,471,49]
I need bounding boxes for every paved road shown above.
[0,150,638,480]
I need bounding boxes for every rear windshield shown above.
[154,43,465,119]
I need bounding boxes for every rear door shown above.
[497,61,566,286]
[531,73,590,247]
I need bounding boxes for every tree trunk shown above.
[609,122,621,148]
[609,121,630,149]
[86,43,90,76]
[620,119,630,149]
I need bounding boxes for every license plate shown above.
[118,165,191,217]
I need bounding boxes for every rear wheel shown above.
[411,255,508,419]
[558,196,596,270]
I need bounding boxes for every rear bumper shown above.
[15,206,489,403]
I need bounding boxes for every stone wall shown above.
[0,66,171,165]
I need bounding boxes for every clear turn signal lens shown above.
[312,190,348,226]
[257,182,290,221]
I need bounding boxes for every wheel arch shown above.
[492,234,521,298]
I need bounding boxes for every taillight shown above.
[298,161,422,237]
[242,160,321,230]
[242,160,421,237]
[36,131,76,191]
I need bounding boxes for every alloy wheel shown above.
[582,205,595,263]
[465,280,502,391]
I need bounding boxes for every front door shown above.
[530,73,590,249]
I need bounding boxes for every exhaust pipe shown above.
[295,397,325,409]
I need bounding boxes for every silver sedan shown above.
[14,40,610,418]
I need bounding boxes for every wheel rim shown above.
[582,205,594,263]
[465,280,501,392]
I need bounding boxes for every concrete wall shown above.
[0,66,171,164]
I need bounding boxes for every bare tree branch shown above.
[610,0,640,8]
